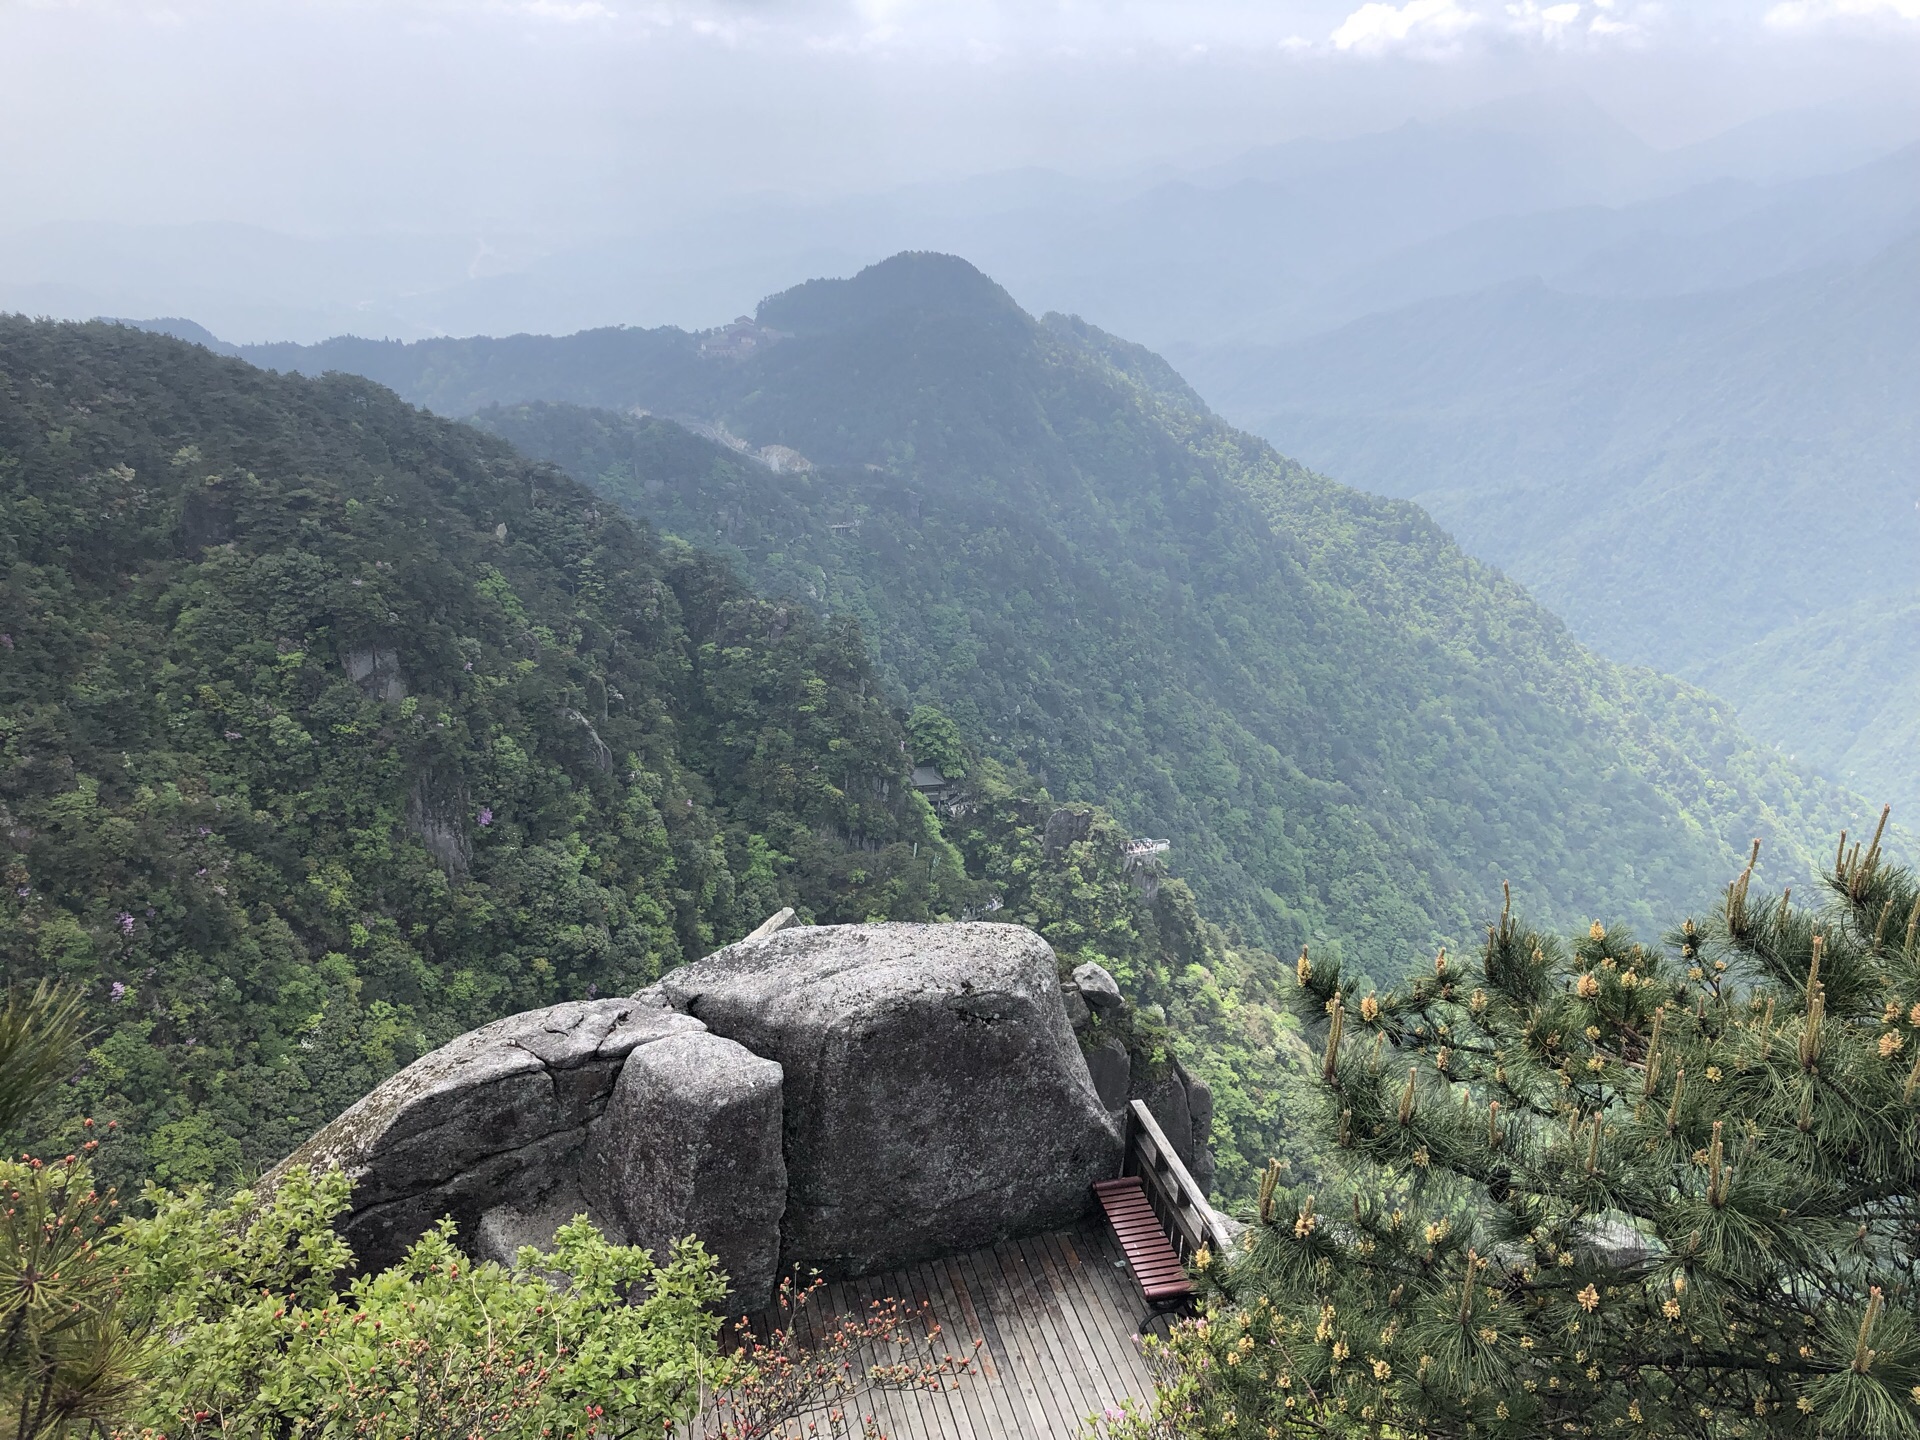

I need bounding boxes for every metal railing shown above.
[1121,1099,1233,1262]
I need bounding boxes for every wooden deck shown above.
[757,1217,1164,1438]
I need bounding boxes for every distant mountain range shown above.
[5,92,1914,348]
[1183,228,1920,813]
[209,252,1875,976]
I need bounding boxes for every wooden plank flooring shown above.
[724,1218,1163,1438]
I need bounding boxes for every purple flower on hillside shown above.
[464,661,473,671]
[110,981,127,1003]
[197,826,211,837]
[15,886,28,899]
[0,633,13,650]
[477,807,494,827]
[117,911,135,935]
[586,982,598,998]
[224,730,241,740]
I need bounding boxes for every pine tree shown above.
[1116,808,1920,1439]
[1,986,146,1440]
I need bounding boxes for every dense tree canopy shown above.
[1,317,1315,1206]
[455,253,1870,979]
[0,318,962,1188]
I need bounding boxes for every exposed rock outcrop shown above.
[1085,1037,1131,1111]
[1071,962,1124,1015]
[343,646,406,702]
[1042,806,1095,856]
[405,764,472,876]
[1137,1061,1216,1193]
[267,997,703,1277]
[598,1032,787,1313]
[647,922,1123,1278]
[272,921,1124,1312]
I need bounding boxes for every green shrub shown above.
[114,1168,727,1440]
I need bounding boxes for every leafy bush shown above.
[114,1169,728,1440]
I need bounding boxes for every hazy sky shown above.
[5,0,1919,239]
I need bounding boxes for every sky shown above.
[5,0,1920,242]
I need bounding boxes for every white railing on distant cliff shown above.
[1122,1099,1233,1262]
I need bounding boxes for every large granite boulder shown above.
[272,920,1129,1308]
[267,996,704,1273]
[647,922,1123,1278]
[596,1032,787,1312]
[1085,1038,1131,1112]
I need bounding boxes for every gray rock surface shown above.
[1576,1217,1659,1270]
[1184,1069,1218,1190]
[343,646,406,702]
[1072,962,1124,1015]
[1085,1038,1131,1112]
[473,1183,614,1267]
[1042,807,1094,856]
[1141,1073,1195,1167]
[1060,985,1092,1030]
[1186,1073,1215,1143]
[649,922,1123,1278]
[268,996,702,1271]
[598,1032,787,1312]
[274,921,1130,1299]
[1128,1058,1217,1192]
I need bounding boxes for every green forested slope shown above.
[0,318,968,1187]
[1695,592,1920,812]
[425,254,1870,973]
[1178,233,1920,809]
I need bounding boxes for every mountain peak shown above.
[101,315,241,356]
[755,252,1027,336]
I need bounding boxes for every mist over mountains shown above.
[1187,223,1920,812]
[15,86,1918,936]
[5,92,1915,348]
[202,252,1875,980]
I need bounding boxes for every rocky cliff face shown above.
[1062,961,1218,1192]
[270,922,1122,1312]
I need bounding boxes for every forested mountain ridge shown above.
[0,275,1885,1204]
[0,318,968,1187]
[298,250,1874,976]
[1181,230,1920,812]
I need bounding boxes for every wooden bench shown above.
[1093,1175,1194,1319]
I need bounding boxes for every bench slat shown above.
[1092,1176,1193,1310]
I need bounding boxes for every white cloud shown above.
[517,0,616,19]
[1330,0,1479,53]
[1766,0,1920,25]
[1506,0,1583,42]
